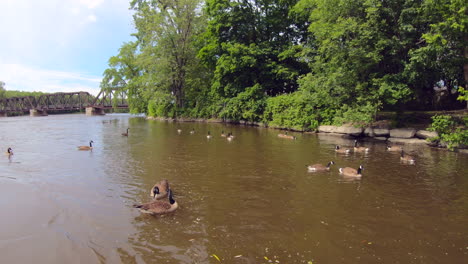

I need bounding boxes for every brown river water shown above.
[0,114,467,264]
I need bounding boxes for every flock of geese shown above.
[71,126,416,215]
[307,139,415,178]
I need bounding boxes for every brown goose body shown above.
[308,161,335,172]
[400,150,415,164]
[278,133,296,140]
[150,179,170,199]
[335,145,351,154]
[122,128,129,136]
[134,189,178,215]
[354,140,369,152]
[78,141,93,151]
[386,145,402,152]
[339,165,363,177]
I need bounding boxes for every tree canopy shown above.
[101,0,468,129]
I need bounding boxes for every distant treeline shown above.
[101,0,467,130]
[3,90,48,98]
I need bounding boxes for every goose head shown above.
[152,186,160,199]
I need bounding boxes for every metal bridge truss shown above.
[0,90,128,114]
[35,92,94,111]
[0,96,36,112]
[92,88,128,109]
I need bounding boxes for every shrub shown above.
[263,92,319,131]
[220,84,266,122]
[428,115,468,150]
[147,92,176,118]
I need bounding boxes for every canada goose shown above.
[207,131,212,139]
[354,140,369,152]
[227,132,234,141]
[339,165,363,177]
[177,128,182,133]
[150,179,170,200]
[77,140,94,150]
[400,150,415,164]
[190,128,195,134]
[221,130,226,137]
[134,189,178,215]
[307,161,335,172]
[386,145,402,152]
[278,132,297,140]
[335,145,351,154]
[122,128,129,136]
[6,147,13,155]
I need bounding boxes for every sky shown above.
[0,0,135,95]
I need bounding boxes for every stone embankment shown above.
[317,125,438,145]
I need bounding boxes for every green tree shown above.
[405,0,468,109]
[100,41,144,113]
[131,0,207,113]
[295,0,467,124]
[0,81,5,99]
[199,0,310,119]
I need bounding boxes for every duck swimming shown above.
[122,128,129,136]
[134,189,178,215]
[307,161,334,172]
[6,147,13,155]
[354,140,369,152]
[150,179,170,200]
[400,150,415,164]
[278,132,296,140]
[77,140,94,151]
[335,145,351,154]
[339,165,363,178]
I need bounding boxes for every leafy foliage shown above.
[428,114,468,150]
[100,0,467,133]
[220,84,266,122]
[263,91,319,131]
[0,81,5,99]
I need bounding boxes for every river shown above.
[0,114,467,263]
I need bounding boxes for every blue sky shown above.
[0,0,135,95]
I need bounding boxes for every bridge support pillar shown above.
[30,109,48,117]
[86,107,105,116]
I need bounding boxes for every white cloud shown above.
[0,0,132,56]
[0,64,102,96]
[0,0,134,95]
[86,14,98,23]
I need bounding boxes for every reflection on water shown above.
[0,114,467,263]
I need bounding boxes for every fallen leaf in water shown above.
[264,256,269,260]
[234,255,242,258]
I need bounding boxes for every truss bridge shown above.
[0,89,128,117]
